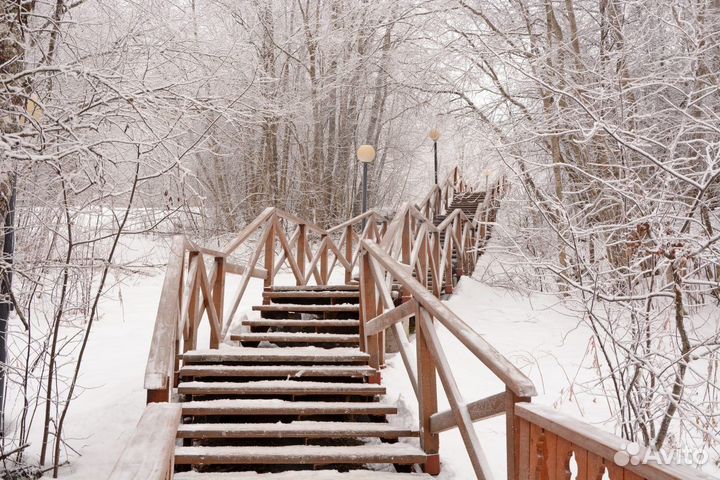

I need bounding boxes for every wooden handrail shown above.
[362,239,536,397]
[144,235,185,397]
[515,402,716,480]
[108,403,181,480]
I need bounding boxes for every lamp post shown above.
[429,128,441,184]
[357,145,376,217]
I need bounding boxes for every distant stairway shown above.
[176,284,430,479]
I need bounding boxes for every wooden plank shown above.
[174,444,427,465]
[196,257,221,349]
[181,399,397,416]
[108,403,181,480]
[224,261,267,279]
[587,452,606,480]
[507,389,531,480]
[362,240,537,398]
[365,298,417,336]
[274,217,304,285]
[555,436,574,480]
[519,418,531,480]
[144,236,185,391]
[177,380,384,396]
[429,391,505,434]
[529,423,542,480]
[179,364,376,378]
[176,422,418,439]
[515,403,715,480]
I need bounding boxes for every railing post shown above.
[320,234,329,285]
[297,224,306,285]
[359,252,380,382]
[401,213,411,303]
[263,217,275,300]
[344,225,353,284]
[212,256,225,349]
[506,388,531,480]
[416,305,440,474]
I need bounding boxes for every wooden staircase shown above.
[175,284,431,478]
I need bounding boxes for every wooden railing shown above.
[111,165,711,480]
[514,403,715,480]
[359,211,536,478]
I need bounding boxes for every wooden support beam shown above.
[429,392,506,434]
[365,299,417,337]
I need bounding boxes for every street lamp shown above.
[428,128,441,184]
[357,145,376,217]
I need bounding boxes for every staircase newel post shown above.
[416,306,440,474]
[297,224,306,285]
[506,388,531,480]
[344,225,353,284]
[359,251,380,383]
[263,216,275,302]
[212,256,225,349]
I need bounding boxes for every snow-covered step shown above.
[232,332,360,344]
[243,318,360,328]
[182,347,368,364]
[174,444,427,465]
[252,304,360,313]
[182,399,397,416]
[270,285,358,292]
[263,290,359,299]
[174,470,432,479]
[176,421,419,439]
[178,380,385,396]
[179,365,377,378]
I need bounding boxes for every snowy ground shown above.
[32,237,710,478]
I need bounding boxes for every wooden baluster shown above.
[263,218,275,301]
[320,234,329,285]
[444,232,453,294]
[519,417,531,480]
[211,256,225,349]
[171,248,186,390]
[455,217,464,279]
[345,225,353,284]
[296,224,306,285]
[416,305,440,474]
[431,230,441,297]
[186,253,200,352]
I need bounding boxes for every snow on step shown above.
[181,399,397,416]
[263,291,359,299]
[183,347,368,364]
[243,319,360,327]
[178,380,385,396]
[176,421,418,439]
[270,285,358,291]
[232,332,360,344]
[252,304,360,312]
[174,444,427,465]
[174,470,431,479]
[179,365,376,378]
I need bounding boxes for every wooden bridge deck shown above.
[109,167,711,480]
